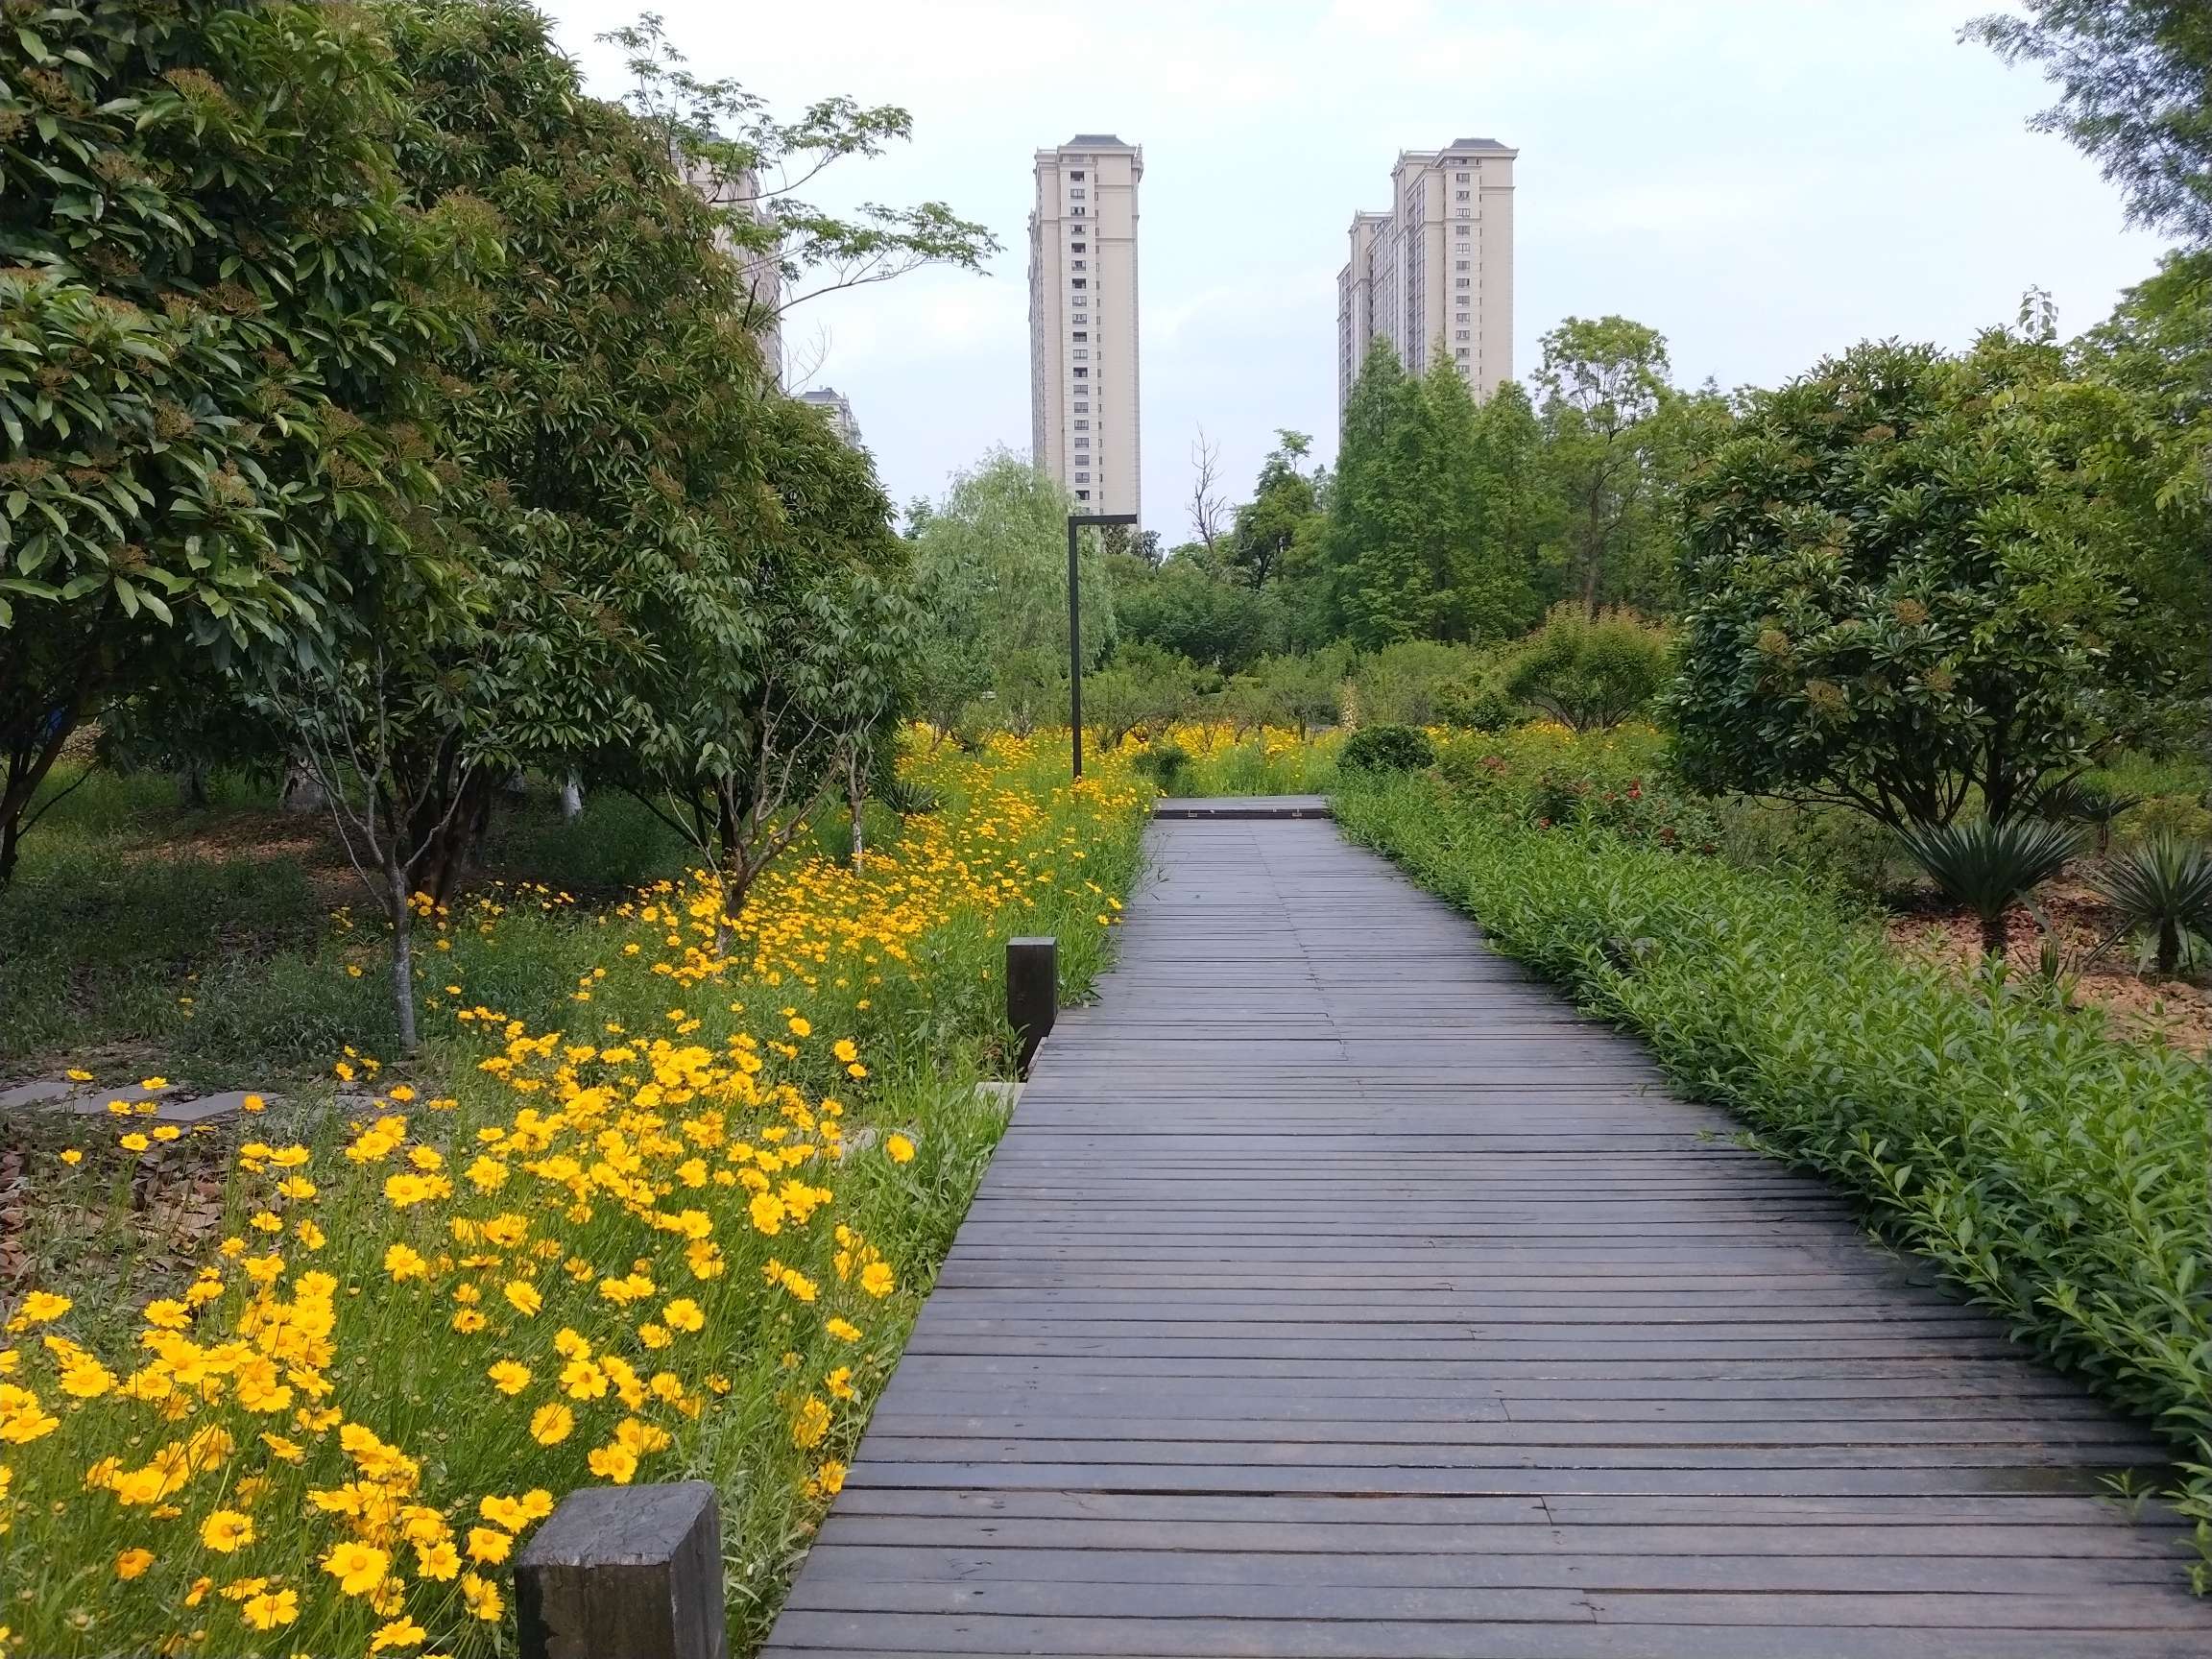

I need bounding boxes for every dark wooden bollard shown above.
[1006,935,1057,1077]
[517,1480,728,1659]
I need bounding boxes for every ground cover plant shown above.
[1334,766,2212,1585]
[0,736,1147,1657]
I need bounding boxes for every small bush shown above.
[1133,741,1195,795]
[1338,724,1434,774]
[1503,605,1671,731]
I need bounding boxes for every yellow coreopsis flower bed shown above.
[0,737,1150,1658]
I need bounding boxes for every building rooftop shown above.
[1067,133,1132,147]
[1446,136,1515,152]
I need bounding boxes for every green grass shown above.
[1336,770,2212,1587]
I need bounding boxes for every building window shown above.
[1074,471,1090,482]
[1073,313,1087,325]
[1071,171,1085,181]
[1074,400,1089,413]
[1455,189,1470,201]
[1071,259,1086,271]
[1075,489,1090,500]
[1456,206,1471,217]
[1070,187,1086,199]
[1071,277,1086,289]
[1074,438,1089,448]
[1072,349,1088,360]
[1455,171,1470,182]
[1074,419,1089,430]
[1456,311,1471,324]
[1070,242,1087,252]
[1071,331,1087,342]
[1071,205,1085,217]
[1455,259,1470,271]
[1455,347,1470,358]
[1455,329,1470,341]
[1072,366,1088,378]
[1455,276,1471,288]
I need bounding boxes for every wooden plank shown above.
[760,814,2209,1657]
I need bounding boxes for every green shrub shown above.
[1503,605,1671,731]
[1894,815,2082,957]
[1133,741,1195,795]
[1433,678,1519,731]
[1338,724,1435,774]
[1336,772,2212,1587]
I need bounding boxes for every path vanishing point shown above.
[764,801,2212,1658]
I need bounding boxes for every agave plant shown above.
[2093,834,2212,975]
[2030,777,2143,854]
[1895,816,2082,957]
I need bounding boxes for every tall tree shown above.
[1966,2,2212,248]
[0,0,467,886]
[1188,425,1230,554]
[1326,341,1431,647]
[1534,316,1673,618]
[1228,430,1319,589]
[1459,380,1551,639]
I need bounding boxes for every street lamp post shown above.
[1065,511,1137,780]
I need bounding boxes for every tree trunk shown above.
[849,787,865,871]
[279,757,327,815]
[1980,909,2008,958]
[385,849,419,1054]
[2156,922,2179,977]
[176,762,209,809]
[560,775,584,823]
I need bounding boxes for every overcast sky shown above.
[539,0,2166,539]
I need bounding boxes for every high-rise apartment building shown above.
[1337,138,1516,428]
[799,387,861,448]
[1029,135,1142,517]
[685,160,784,385]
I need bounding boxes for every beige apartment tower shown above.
[1337,138,1516,428]
[1029,136,1142,518]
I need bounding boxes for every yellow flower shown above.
[241,1587,299,1631]
[792,1396,831,1449]
[415,1538,461,1581]
[487,1359,531,1396]
[787,1015,811,1037]
[384,1243,429,1281]
[747,1191,784,1236]
[10,1292,70,1331]
[370,1616,427,1651]
[832,1039,858,1064]
[825,1317,862,1342]
[502,1280,542,1316]
[467,1526,512,1565]
[59,1147,82,1166]
[815,1459,848,1495]
[661,1297,705,1334]
[462,1571,505,1622]
[587,1442,639,1483]
[530,1402,575,1445]
[860,1262,895,1298]
[200,1509,253,1552]
[323,1540,391,1596]
[560,1358,609,1400]
[885,1133,915,1164]
[114,1548,155,1580]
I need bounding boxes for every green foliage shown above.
[1966,1,2212,247]
[1349,640,1489,727]
[1338,724,1434,774]
[1325,344,1545,647]
[1082,645,1205,746]
[1211,650,1345,737]
[2094,833,2212,974]
[1431,723,1719,852]
[1131,742,1194,796]
[1503,604,1671,731]
[906,450,1112,727]
[1226,430,1319,589]
[0,0,473,882]
[1894,815,2083,956]
[1533,316,1678,615]
[1667,330,2206,829]
[1336,772,2212,1581]
[1113,548,1285,672]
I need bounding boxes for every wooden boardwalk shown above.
[764,812,2211,1658]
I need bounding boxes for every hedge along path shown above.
[761,806,2212,1658]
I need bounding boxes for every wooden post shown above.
[1006,935,1057,1077]
[516,1480,728,1659]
